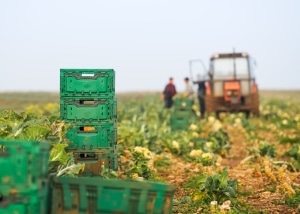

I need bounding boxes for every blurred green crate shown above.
[171,109,194,118]
[77,152,118,176]
[49,175,174,214]
[170,117,190,126]
[60,69,115,97]
[173,98,194,108]
[0,203,25,214]
[73,148,117,165]
[0,139,50,195]
[60,97,117,123]
[0,185,49,214]
[170,117,190,131]
[65,123,117,151]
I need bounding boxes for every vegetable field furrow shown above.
[0,91,300,213]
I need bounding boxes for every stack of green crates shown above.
[0,139,50,214]
[57,68,175,213]
[60,69,118,175]
[170,97,195,131]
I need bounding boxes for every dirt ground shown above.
[157,120,300,214]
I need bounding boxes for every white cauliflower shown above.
[189,149,203,158]
[172,140,180,149]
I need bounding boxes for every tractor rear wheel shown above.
[205,95,215,115]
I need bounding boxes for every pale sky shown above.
[1,0,299,93]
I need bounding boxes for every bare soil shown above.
[157,121,300,214]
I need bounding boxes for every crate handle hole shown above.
[79,153,96,158]
[79,100,95,105]
[82,73,94,77]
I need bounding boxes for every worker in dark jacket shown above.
[162,77,177,108]
[193,75,206,118]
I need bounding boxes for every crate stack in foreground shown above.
[60,69,117,176]
[0,68,175,214]
[0,139,175,214]
[0,139,50,214]
[170,97,195,131]
[49,175,175,214]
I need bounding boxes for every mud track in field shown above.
[157,119,300,214]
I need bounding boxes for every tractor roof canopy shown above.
[209,52,253,80]
[210,52,249,60]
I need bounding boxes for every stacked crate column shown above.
[60,69,118,176]
[170,97,195,131]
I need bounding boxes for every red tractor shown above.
[191,52,260,118]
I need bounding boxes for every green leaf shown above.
[224,186,237,198]
[218,167,229,189]
[205,176,214,193]
[18,125,51,140]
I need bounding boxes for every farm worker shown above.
[194,74,206,119]
[183,77,194,99]
[162,77,177,108]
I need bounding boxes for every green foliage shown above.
[259,141,277,158]
[286,145,300,161]
[2,92,300,213]
[285,191,300,209]
[0,109,77,176]
[206,129,231,155]
[187,167,238,205]
[202,167,238,203]
[226,113,255,132]
[286,145,300,169]
[118,146,153,179]
[49,143,84,176]
[131,148,152,179]
[0,110,61,141]
[99,166,119,179]
[280,137,300,144]
[117,98,170,153]
[260,99,300,130]
[183,167,242,213]
[190,129,231,158]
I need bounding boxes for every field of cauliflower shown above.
[0,91,300,213]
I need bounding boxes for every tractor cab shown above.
[205,52,259,117]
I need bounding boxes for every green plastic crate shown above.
[60,69,115,97]
[60,97,117,123]
[77,153,118,176]
[170,117,190,126]
[0,188,49,214]
[171,109,194,118]
[49,176,174,214]
[170,117,190,131]
[0,203,26,214]
[65,123,117,151]
[0,140,50,195]
[73,148,116,162]
[173,98,194,108]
